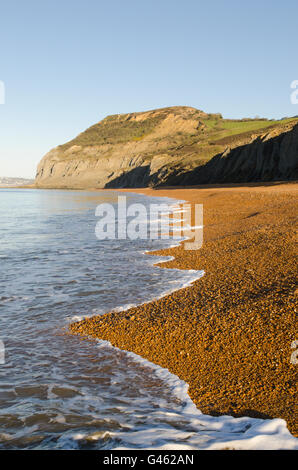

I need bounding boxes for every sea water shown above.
[0,188,296,450]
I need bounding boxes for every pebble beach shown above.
[70,182,298,437]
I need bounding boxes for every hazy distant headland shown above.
[34,106,298,189]
[0,176,34,187]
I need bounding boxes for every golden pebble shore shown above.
[69,182,298,436]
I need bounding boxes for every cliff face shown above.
[166,122,298,186]
[35,106,207,188]
[35,106,298,188]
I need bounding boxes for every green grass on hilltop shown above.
[59,113,166,149]
[58,107,298,166]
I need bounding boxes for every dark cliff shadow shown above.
[104,123,298,189]
[104,165,151,188]
[163,123,298,187]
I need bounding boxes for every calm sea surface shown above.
[0,189,296,450]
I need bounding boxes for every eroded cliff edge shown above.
[35,106,298,188]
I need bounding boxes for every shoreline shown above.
[69,182,297,437]
[62,182,295,437]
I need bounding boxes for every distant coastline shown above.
[0,177,34,188]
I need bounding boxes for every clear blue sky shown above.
[0,0,297,178]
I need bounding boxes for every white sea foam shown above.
[3,189,293,450]
[68,242,298,450]
[71,194,297,450]
[71,266,204,323]
[64,340,297,450]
